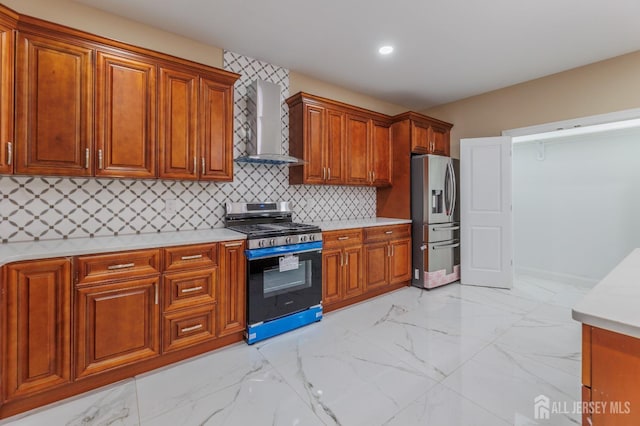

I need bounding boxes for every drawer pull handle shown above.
[385,231,393,234]
[181,324,203,333]
[181,254,203,260]
[181,286,203,294]
[107,263,135,270]
[338,236,349,241]
[225,242,243,248]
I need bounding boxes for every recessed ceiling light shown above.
[378,45,394,55]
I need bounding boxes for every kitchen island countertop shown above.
[572,248,640,339]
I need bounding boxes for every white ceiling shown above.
[74,0,640,110]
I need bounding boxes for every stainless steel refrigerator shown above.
[411,154,460,289]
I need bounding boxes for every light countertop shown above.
[310,217,412,232]
[572,248,640,339]
[0,228,246,267]
[0,218,412,267]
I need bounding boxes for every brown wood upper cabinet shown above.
[158,67,236,181]
[15,29,94,176]
[287,92,391,187]
[0,10,15,174]
[3,5,239,179]
[96,50,156,178]
[395,112,452,156]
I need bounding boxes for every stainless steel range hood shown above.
[235,79,304,165]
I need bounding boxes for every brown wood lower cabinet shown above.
[0,240,246,420]
[322,229,364,310]
[218,240,246,337]
[3,258,72,401]
[364,225,412,292]
[323,226,410,312]
[75,276,161,379]
[581,324,640,425]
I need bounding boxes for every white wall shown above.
[513,127,640,286]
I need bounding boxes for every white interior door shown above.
[460,137,513,289]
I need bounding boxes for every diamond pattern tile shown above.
[0,52,376,243]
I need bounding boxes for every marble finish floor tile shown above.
[3,274,586,426]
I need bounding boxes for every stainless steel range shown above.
[225,202,323,344]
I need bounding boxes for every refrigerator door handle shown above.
[444,161,451,215]
[449,161,457,219]
[432,242,460,250]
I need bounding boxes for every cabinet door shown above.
[199,76,234,181]
[371,120,392,186]
[303,103,326,184]
[158,66,198,179]
[0,22,13,174]
[389,238,412,284]
[346,113,370,185]
[343,245,364,300]
[322,247,343,305]
[75,277,160,378]
[15,32,93,176]
[96,51,156,178]
[4,259,71,400]
[410,120,430,154]
[219,241,246,337]
[364,242,389,292]
[325,108,345,184]
[430,124,449,156]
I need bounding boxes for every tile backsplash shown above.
[0,52,376,243]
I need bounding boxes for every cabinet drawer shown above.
[364,224,411,243]
[163,304,216,353]
[323,229,363,249]
[163,268,217,312]
[76,249,161,285]
[164,243,218,272]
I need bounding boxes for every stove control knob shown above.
[300,235,307,242]
[270,239,275,247]
[286,237,292,244]
[259,240,266,248]
[309,234,316,241]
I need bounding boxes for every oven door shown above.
[246,242,322,325]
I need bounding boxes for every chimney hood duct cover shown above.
[235,79,304,165]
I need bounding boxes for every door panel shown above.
[371,120,391,186]
[200,76,233,181]
[15,32,93,176]
[304,104,325,183]
[322,248,342,305]
[364,242,389,291]
[343,246,364,299]
[4,259,71,400]
[346,114,370,185]
[325,108,345,184]
[219,241,246,337]
[0,22,13,173]
[460,137,512,288]
[158,67,198,179]
[96,51,156,178]
[390,238,411,284]
[75,277,160,378]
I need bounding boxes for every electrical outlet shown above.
[165,198,177,215]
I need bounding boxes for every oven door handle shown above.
[245,241,323,260]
